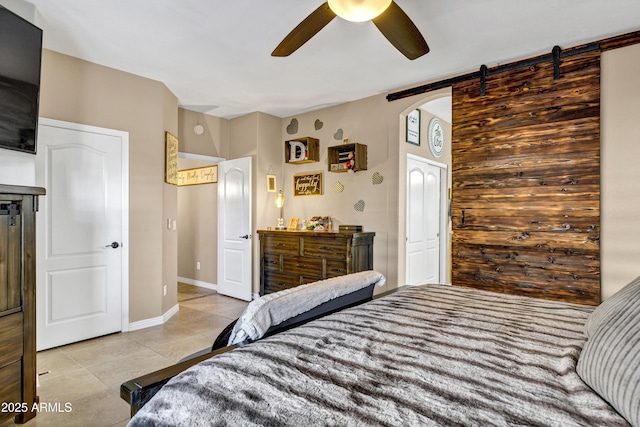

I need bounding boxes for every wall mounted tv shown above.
[0,6,43,154]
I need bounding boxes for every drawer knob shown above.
[319,246,331,250]
[297,264,307,268]
[277,243,288,247]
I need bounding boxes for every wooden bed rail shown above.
[120,345,237,416]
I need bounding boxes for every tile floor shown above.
[1,283,248,427]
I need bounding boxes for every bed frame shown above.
[121,283,399,416]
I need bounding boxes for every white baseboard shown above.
[178,276,218,291]
[127,303,179,332]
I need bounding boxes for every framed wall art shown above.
[177,165,218,186]
[266,174,277,192]
[165,131,179,184]
[293,172,322,196]
[406,109,421,146]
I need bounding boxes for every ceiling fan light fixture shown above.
[328,0,392,22]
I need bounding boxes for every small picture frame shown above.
[406,109,421,146]
[287,218,299,231]
[266,174,277,192]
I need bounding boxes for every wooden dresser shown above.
[0,185,44,424]
[257,229,375,295]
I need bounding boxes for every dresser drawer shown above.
[258,230,374,295]
[326,260,348,278]
[263,253,281,272]
[263,235,300,256]
[303,237,347,259]
[0,360,22,412]
[282,256,322,278]
[263,272,301,294]
[0,312,23,368]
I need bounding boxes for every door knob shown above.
[239,235,251,240]
[106,242,120,249]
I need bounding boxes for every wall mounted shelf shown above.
[328,143,367,173]
[285,137,320,164]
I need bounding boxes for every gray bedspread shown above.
[128,285,629,426]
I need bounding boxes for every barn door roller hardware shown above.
[477,44,570,95]
[388,38,602,101]
[552,45,562,80]
[479,65,488,96]
[0,201,21,226]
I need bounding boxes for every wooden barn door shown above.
[451,50,601,305]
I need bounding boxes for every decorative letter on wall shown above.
[288,140,307,162]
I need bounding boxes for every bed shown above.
[123,273,640,426]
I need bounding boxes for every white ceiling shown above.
[27,0,640,119]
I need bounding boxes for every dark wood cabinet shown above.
[258,230,375,295]
[0,185,44,424]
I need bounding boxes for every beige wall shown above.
[178,108,229,157]
[38,49,178,322]
[278,95,402,291]
[275,88,453,292]
[601,43,640,299]
[162,87,179,313]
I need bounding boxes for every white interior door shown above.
[36,119,128,350]
[217,157,252,301]
[407,155,443,286]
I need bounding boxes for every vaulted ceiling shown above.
[27,0,640,118]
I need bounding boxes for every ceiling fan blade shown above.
[272,2,336,57]
[372,1,429,60]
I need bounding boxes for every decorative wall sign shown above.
[165,132,178,185]
[266,174,277,192]
[293,172,323,196]
[406,109,421,145]
[428,118,444,158]
[177,165,218,186]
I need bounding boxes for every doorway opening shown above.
[398,89,452,286]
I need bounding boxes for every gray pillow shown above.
[576,284,640,426]
[584,275,640,338]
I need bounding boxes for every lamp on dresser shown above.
[275,190,285,230]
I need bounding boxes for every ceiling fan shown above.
[272,0,429,60]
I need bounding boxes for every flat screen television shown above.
[0,6,42,154]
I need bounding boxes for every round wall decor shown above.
[193,124,205,135]
[428,118,444,158]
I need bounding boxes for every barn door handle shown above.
[106,242,119,249]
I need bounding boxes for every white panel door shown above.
[36,120,127,350]
[217,157,252,301]
[407,156,442,286]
